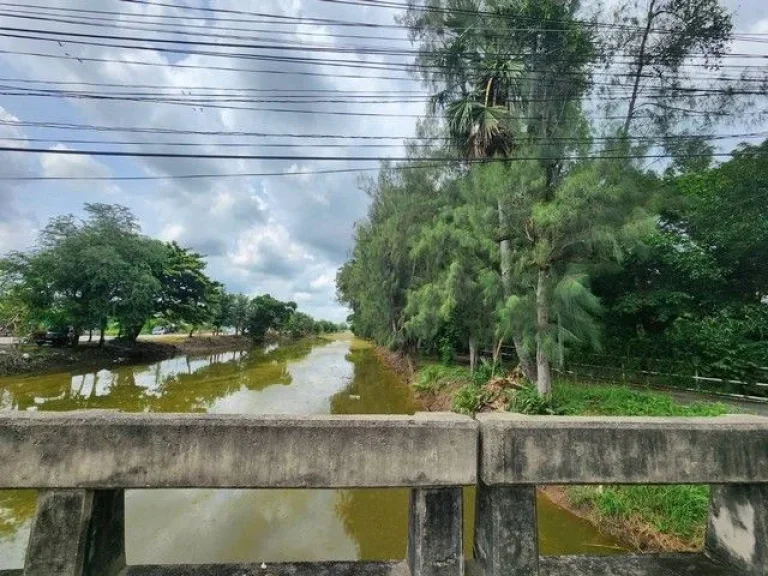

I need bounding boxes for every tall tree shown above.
[158,242,219,337]
[406,0,597,394]
[605,0,733,137]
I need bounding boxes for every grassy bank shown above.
[412,363,730,551]
[0,335,253,377]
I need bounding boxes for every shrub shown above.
[413,364,471,392]
[506,383,561,415]
[451,383,493,415]
[472,357,500,386]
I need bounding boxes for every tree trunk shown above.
[493,337,504,368]
[468,335,477,375]
[88,329,93,342]
[99,317,107,347]
[188,327,195,338]
[623,0,656,135]
[498,197,537,381]
[498,199,512,293]
[536,269,552,397]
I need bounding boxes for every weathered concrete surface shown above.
[23,491,91,576]
[83,490,126,576]
[536,554,736,576]
[408,488,463,576]
[478,413,768,484]
[706,484,768,575]
[123,563,409,575]
[0,413,477,489]
[473,484,537,576]
[22,489,126,576]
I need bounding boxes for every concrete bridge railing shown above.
[0,411,766,576]
[476,413,768,576]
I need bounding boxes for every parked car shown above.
[33,327,74,347]
[151,326,168,336]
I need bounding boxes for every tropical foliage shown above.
[338,0,766,396]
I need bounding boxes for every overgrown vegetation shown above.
[337,0,767,399]
[411,361,729,546]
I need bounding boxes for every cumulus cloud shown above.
[0,1,410,318]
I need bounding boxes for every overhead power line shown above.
[3,25,766,68]
[1,151,767,183]
[0,145,765,163]
[123,0,768,39]
[4,9,768,55]
[2,119,764,143]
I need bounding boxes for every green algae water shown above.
[0,335,623,568]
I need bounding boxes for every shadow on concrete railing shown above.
[0,412,766,576]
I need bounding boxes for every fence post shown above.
[706,484,768,575]
[474,484,538,576]
[408,487,464,576]
[24,490,125,576]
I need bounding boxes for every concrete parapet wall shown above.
[0,412,477,489]
[478,414,768,485]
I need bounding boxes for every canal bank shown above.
[0,335,624,569]
[376,346,737,554]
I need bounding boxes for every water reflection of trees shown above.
[0,490,35,540]
[0,338,330,414]
[330,346,418,560]
[0,339,332,553]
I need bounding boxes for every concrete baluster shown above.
[706,484,768,576]
[23,489,125,576]
[408,487,464,576]
[474,484,539,576]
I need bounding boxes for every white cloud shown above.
[310,272,336,291]
[40,145,119,195]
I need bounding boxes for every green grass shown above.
[549,381,729,548]
[552,381,730,417]
[568,485,711,545]
[413,364,471,392]
[414,368,730,547]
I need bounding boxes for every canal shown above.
[0,335,623,568]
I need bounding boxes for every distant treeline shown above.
[0,203,343,345]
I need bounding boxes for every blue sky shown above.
[0,0,765,322]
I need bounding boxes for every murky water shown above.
[0,335,623,568]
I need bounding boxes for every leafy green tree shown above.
[336,160,447,353]
[286,311,320,338]
[246,295,297,342]
[604,0,734,136]
[212,290,237,335]
[231,294,250,336]
[158,242,220,337]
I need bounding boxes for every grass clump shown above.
[451,383,494,415]
[413,364,471,392]
[568,485,711,548]
[506,382,562,415]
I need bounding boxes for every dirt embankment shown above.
[0,335,252,377]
